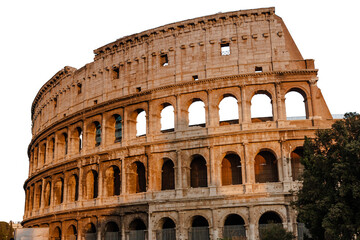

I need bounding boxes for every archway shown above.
[291,147,304,181]
[66,225,77,240]
[129,218,146,240]
[188,100,206,127]
[156,218,176,240]
[221,153,242,185]
[161,159,175,190]
[104,221,120,240]
[190,155,208,188]
[259,211,283,238]
[255,151,278,183]
[219,96,239,124]
[84,223,96,240]
[251,93,273,122]
[189,216,209,240]
[223,214,246,239]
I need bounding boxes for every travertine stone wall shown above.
[24,7,333,240]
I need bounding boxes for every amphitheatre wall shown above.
[24,7,333,240]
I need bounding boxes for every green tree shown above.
[259,224,295,240]
[294,113,360,240]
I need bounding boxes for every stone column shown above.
[176,150,183,197]
[275,82,285,120]
[309,78,320,119]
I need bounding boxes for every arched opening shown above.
[157,218,176,240]
[188,100,206,127]
[68,174,79,202]
[129,162,146,193]
[129,219,146,240]
[58,133,68,157]
[44,181,51,207]
[76,127,83,152]
[49,138,55,161]
[255,151,279,183]
[190,216,209,240]
[94,122,102,147]
[221,153,242,185]
[161,159,175,190]
[84,223,96,240]
[285,90,308,120]
[219,96,239,125]
[35,184,42,209]
[66,225,77,240]
[86,170,98,199]
[114,115,123,142]
[251,93,273,122]
[259,211,283,238]
[136,110,147,136]
[291,147,304,181]
[161,104,175,132]
[105,221,120,240]
[105,165,121,196]
[54,178,64,205]
[223,214,246,239]
[52,226,61,240]
[39,143,46,166]
[190,155,208,188]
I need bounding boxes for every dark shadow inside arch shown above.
[223,214,246,239]
[291,147,304,181]
[161,159,175,190]
[255,151,279,183]
[105,221,120,240]
[190,216,209,240]
[129,219,146,240]
[156,218,176,240]
[190,155,208,188]
[221,153,242,185]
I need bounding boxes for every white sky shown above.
[0,0,359,222]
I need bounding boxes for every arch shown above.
[136,110,146,136]
[84,223,96,240]
[86,170,98,199]
[54,178,64,205]
[35,184,42,209]
[219,95,239,124]
[190,155,208,188]
[49,138,55,161]
[255,150,279,183]
[114,114,123,142]
[157,217,176,240]
[66,225,77,240]
[76,127,83,152]
[188,99,206,127]
[221,153,242,185]
[129,218,146,240]
[190,216,209,240]
[251,92,273,122]
[105,165,121,196]
[291,147,304,181]
[39,143,46,166]
[94,121,102,146]
[44,181,51,207]
[51,226,61,240]
[223,214,246,239]
[258,211,283,238]
[285,89,308,119]
[104,221,120,240]
[161,104,175,132]
[161,159,175,190]
[68,174,79,202]
[129,161,146,193]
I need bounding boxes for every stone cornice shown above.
[93,7,275,60]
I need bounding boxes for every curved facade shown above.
[24,7,333,240]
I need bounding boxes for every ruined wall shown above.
[24,7,333,240]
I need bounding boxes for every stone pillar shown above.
[121,159,126,195]
[248,207,256,240]
[176,150,183,197]
[309,78,320,119]
[206,89,216,128]
[275,82,285,120]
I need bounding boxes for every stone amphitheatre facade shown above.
[23,7,333,240]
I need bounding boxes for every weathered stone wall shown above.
[24,7,333,240]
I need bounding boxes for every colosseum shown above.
[23,7,333,240]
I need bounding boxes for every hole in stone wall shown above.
[221,43,230,56]
[255,66,263,72]
[161,105,174,132]
[219,96,239,124]
[251,93,273,122]
[160,54,169,66]
[188,100,206,127]
[285,91,307,120]
[136,110,146,136]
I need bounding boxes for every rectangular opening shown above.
[221,43,230,56]
[255,66,263,73]
[112,67,119,79]
[94,100,98,105]
[160,54,169,66]
[77,83,82,94]
[193,75,199,81]
[136,87,141,92]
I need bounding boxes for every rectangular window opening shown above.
[221,43,230,56]
[193,75,199,81]
[255,66,263,73]
[94,100,98,105]
[77,83,82,94]
[112,67,119,79]
[160,54,169,66]
[136,87,142,92]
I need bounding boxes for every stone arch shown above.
[222,214,246,239]
[135,109,147,136]
[221,153,242,185]
[51,226,61,240]
[161,158,175,190]
[251,90,274,122]
[190,215,210,240]
[57,131,69,157]
[128,161,146,193]
[39,142,47,167]
[190,154,208,188]
[219,94,239,124]
[35,183,42,209]
[254,150,279,183]
[44,180,51,207]
[68,174,79,202]
[84,222,97,240]
[85,170,98,199]
[54,177,64,205]
[188,98,206,127]
[104,165,121,196]
[291,147,304,181]
[86,120,102,148]
[49,137,55,162]
[65,224,77,240]
[285,87,309,119]
[160,103,175,132]
[71,125,83,153]
[128,218,147,240]
[104,221,120,240]
[106,113,123,143]
[156,217,176,240]
[258,211,284,238]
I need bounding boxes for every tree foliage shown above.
[259,224,295,240]
[294,113,360,240]
[0,221,14,240]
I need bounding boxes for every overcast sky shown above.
[0,0,359,222]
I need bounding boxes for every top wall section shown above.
[31,7,309,136]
